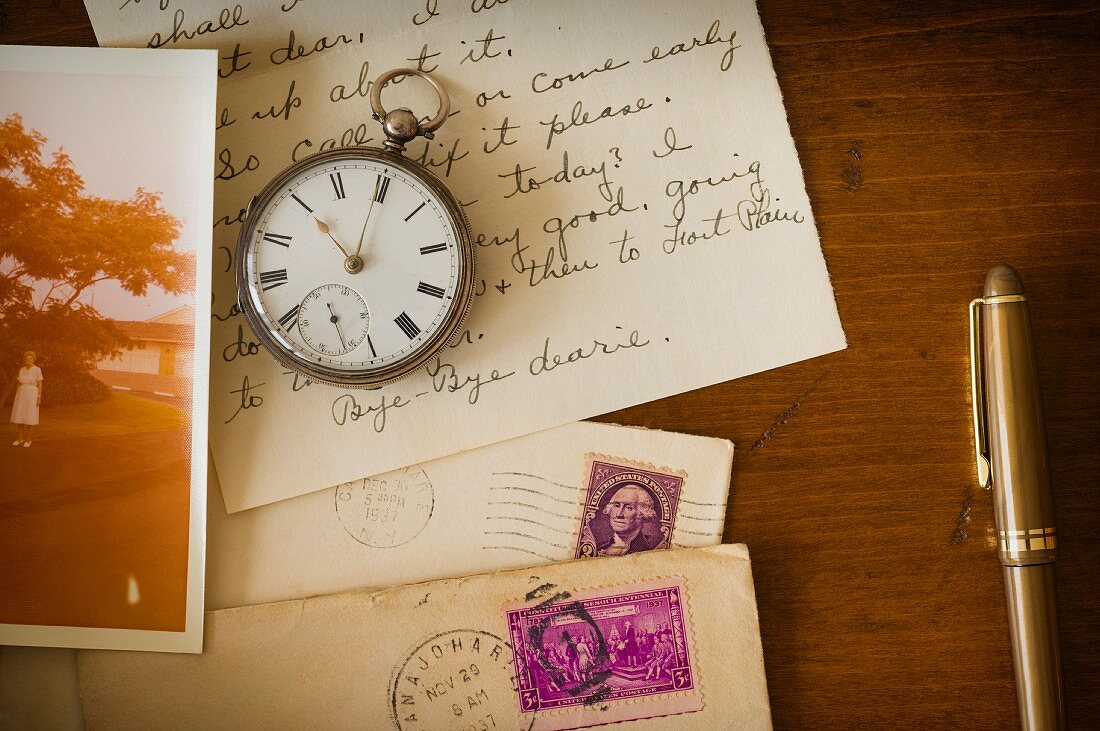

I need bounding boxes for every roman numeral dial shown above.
[394,311,420,339]
[278,305,299,329]
[330,172,346,200]
[263,232,292,247]
[374,175,391,203]
[417,281,446,299]
[242,154,464,381]
[259,269,288,291]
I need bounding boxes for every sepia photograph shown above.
[0,45,214,652]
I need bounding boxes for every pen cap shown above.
[982,266,1056,567]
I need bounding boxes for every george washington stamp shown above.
[504,578,702,729]
[574,456,686,559]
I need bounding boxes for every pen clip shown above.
[969,293,1028,490]
[969,298,993,490]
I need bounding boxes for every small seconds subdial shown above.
[298,284,370,357]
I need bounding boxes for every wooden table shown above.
[3,1,1097,727]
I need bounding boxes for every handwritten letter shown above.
[85,0,846,512]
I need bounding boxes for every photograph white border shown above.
[0,44,215,653]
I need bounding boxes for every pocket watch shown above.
[236,68,475,389]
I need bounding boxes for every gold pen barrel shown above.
[982,268,1057,567]
[1004,565,1064,730]
[981,265,1064,730]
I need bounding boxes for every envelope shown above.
[206,421,733,609]
[79,544,771,730]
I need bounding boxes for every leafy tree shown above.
[0,113,192,403]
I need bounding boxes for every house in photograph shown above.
[95,305,195,398]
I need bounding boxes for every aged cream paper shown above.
[79,544,772,730]
[0,647,81,730]
[1,422,729,724]
[206,421,732,609]
[85,0,845,512]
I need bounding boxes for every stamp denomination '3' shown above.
[505,578,702,728]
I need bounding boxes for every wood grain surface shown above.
[2,1,1097,727]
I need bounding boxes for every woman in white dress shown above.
[11,351,43,447]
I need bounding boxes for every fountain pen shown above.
[969,264,1065,730]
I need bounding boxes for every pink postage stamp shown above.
[505,578,702,730]
[574,456,686,559]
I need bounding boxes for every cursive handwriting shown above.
[476,89,511,107]
[408,136,470,178]
[148,6,248,49]
[652,126,692,158]
[476,227,521,249]
[329,60,372,103]
[471,0,510,11]
[541,97,652,149]
[609,230,640,263]
[736,164,805,231]
[666,157,758,223]
[225,376,264,423]
[408,43,442,73]
[644,19,741,72]
[270,29,355,66]
[461,28,507,64]
[542,184,640,253]
[500,150,612,200]
[211,293,241,322]
[529,328,651,376]
[426,358,515,405]
[483,117,520,154]
[331,392,411,432]
[221,324,262,362]
[413,0,440,25]
[214,205,248,229]
[219,43,253,79]
[216,147,260,181]
[283,370,314,391]
[531,57,629,94]
[662,159,763,254]
[216,107,238,130]
[292,123,374,161]
[511,236,598,288]
[251,80,301,122]
[663,208,734,255]
[448,330,484,349]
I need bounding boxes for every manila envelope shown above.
[207,421,733,609]
[79,544,771,730]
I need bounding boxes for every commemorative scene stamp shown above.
[505,579,702,727]
[574,456,686,559]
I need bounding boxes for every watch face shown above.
[239,151,467,382]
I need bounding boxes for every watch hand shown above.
[354,177,382,257]
[314,217,351,258]
[327,302,347,350]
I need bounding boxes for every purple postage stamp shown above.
[574,456,686,559]
[505,578,702,729]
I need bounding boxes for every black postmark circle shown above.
[334,466,434,548]
[520,598,614,710]
[390,629,517,731]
